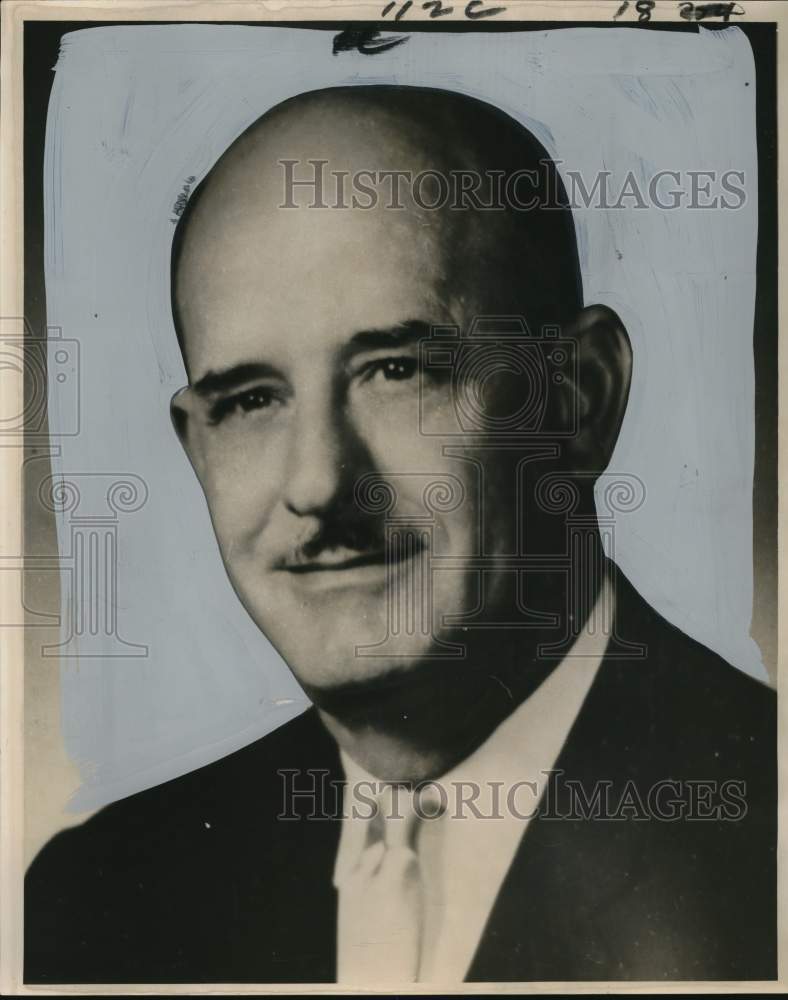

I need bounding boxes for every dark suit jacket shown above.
[25,573,776,983]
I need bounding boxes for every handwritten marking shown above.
[423,0,455,18]
[465,0,507,18]
[332,28,409,55]
[678,2,744,21]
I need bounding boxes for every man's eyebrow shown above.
[192,362,283,397]
[343,320,435,357]
[191,321,435,394]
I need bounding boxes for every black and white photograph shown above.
[0,0,783,992]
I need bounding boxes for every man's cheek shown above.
[371,433,458,483]
[206,480,277,557]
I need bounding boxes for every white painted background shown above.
[41,24,763,822]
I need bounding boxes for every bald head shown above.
[171,86,582,373]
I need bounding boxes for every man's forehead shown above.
[175,204,467,377]
[173,128,495,372]
[170,88,569,375]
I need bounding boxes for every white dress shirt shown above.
[333,575,614,984]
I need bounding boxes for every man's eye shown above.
[367,357,419,383]
[238,387,273,411]
[208,387,278,424]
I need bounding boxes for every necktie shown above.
[336,786,423,985]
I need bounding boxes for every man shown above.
[25,86,776,984]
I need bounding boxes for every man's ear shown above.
[556,304,632,471]
[170,386,206,482]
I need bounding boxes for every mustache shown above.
[273,510,389,569]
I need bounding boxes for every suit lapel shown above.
[224,708,343,982]
[466,570,661,982]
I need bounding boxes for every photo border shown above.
[1,1,784,994]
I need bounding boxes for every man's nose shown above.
[282,395,361,518]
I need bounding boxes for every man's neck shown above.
[315,563,606,784]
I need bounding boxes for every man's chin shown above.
[272,622,459,716]
[297,654,431,722]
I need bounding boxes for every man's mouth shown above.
[284,546,388,573]
[278,535,426,589]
